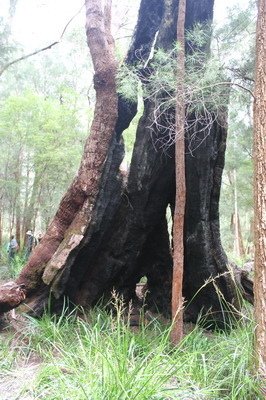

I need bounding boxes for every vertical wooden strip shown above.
[253,0,266,382]
[171,0,186,345]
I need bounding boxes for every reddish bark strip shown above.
[171,0,186,345]
[0,0,118,312]
[253,0,266,381]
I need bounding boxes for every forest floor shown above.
[0,315,41,400]
[0,260,40,399]
[0,262,263,400]
[0,300,264,400]
[0,359,40,400]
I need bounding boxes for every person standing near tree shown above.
[7,234,19,263]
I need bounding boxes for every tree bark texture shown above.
[253,0,266,381]
[171,0,186,345]
[0,0,247,327]
[183,112,241,324]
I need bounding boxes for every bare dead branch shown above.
[0,3,85,78]
[0,41,59,77]
[226,67,255,83]
[199,81,255,99]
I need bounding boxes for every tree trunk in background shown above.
[23,173,39,233]
[9,207,15,238]
[171,0,186,345]
[233,169,240,256]
[0,0,245,327]
[253,0,266,382]
[14,153,22,245]
[237,214,245,257]
[15,204,21,247]
[21,160,30,241]
[232,169,245,258]
[0,205,2,248]
[23,167,45,235]
[231,212,245,259]
[246,217,254,258]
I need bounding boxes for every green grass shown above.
[0,247,25,280]
[0,304,263,400]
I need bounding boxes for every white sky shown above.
[1,0,251,51]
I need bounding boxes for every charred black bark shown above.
[126,0,164,64]
[182,116,239,324]
[66,99,175,308]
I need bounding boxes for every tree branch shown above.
[198,81,255,99]
[0,3,85,78]
[226,67,255,83]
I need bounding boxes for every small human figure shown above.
[7,234,19,263]
[25,230,37,259]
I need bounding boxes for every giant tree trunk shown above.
[0,0,247,327]
[253,0,266,380]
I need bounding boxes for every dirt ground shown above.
[0,363,40,400]
[0,318,41,400]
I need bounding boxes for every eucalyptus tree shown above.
[253,0,266,381]
[0,0,252,325]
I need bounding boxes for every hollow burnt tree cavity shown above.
[0,0,250,325]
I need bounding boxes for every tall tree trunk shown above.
[253,0,266,381]
[14,154,22,246]
[233,169,245,258]
[0,203,2,248]
[23,172,40,234]
[15,203,21,247]
[9,205,15,237]
[171,0,186,345]
[21,158,31,241]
